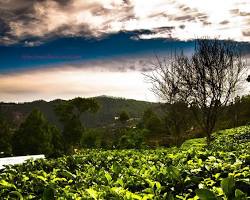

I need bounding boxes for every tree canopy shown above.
[55,97,99,153]
[12,109,62,156]
[145,39,246,142]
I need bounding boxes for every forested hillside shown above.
[0,96,154,128]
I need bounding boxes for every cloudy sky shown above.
[0,0,249,102]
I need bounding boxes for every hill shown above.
[0,96,157,128]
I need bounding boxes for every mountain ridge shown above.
[0,96,158,128]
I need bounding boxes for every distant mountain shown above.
[0,96,157,128]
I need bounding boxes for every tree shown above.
[118,128,147,149]
[145,39,246,143]
[163,101,194,145]
[119,111,130,124]
[12,109,62,156]
[55,97,99,153]
[142,108,163,134]
[0,118,12,155]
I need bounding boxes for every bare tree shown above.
[145,39,246,143]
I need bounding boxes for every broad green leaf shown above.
[116,178,124,187]
[86,188,98,200]
[165,193,175,200]
[195,189,218,200]
[36,175,47,182]
[213,173,220,180]
[142,194,154,200]
[105,172,112,183]
[221,176,235,197]
[10,191,23,200]
[0,180,16,189]
[235,189,247,199]
[155,181,161,191]
[146,179,155,188]
[131,193,142,200]
[42,187,55,200]
[168,166,180,180]
[60,169,76,179]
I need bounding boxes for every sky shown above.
[0,0,249,102]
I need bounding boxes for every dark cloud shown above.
[53,0,72,7]
[0,0,138,45]
[203,21,212,26]
[173,15,194,21]
[134,27,175,35]
[242,31,250,36]
[220,20,230,25]
[230,9,240,15]
[179,25,185,29]
[0,0,35,10]
[129,26,175,40]
[230,9,250,17]
[154,26,175,32]
[239,12,250,16]
[171,13,209,25]
[0,0,249,45]
[178,4,201,15]
[160,3,211,26]
[0,18,10,36]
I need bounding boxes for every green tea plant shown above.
[0,126,249,199]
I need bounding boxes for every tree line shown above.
[0,38,249,157]
[1,94,250,157]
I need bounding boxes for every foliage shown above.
[12,109,62,157]
[118,128,147,149]
[145,39,246,143]
[0,118,12,155]
[0,126,249,199]
[163,101,194,145]
[81,129,102,148]
[2,94,250,150]
[54,97,99,153]
[119,110,130,124]
[219,95,250,129]
[142,108,164,134]
[0,96,152,128]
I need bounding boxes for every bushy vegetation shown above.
[2,94,250,156]
[0,116,12,156]
[12,109,63,157]
[0,126,249,199]
[0,96,153,128]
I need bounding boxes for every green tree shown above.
[12,109,62,156]
[164,101,194,145]
[81,129,101,148]
[0,118,12,155]
[55,97,99,153]
[142,108,163,134]
[118,128,147,149]
[119,111,130,124]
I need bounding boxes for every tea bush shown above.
[0,126,249,199]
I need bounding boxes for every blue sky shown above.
[0,0,249,102]
[0,32,195,73]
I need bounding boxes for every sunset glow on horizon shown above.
[0,0,249,102]
[0,65,157,103]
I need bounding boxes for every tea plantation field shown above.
[0,126,249,199]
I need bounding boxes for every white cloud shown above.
[0,0,249,44]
